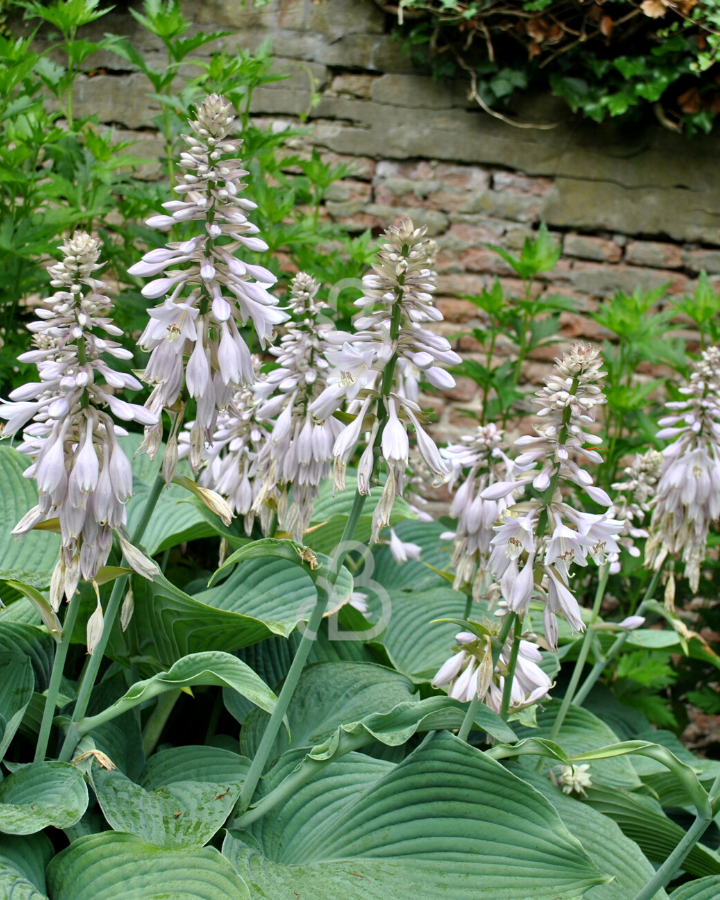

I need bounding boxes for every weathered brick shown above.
[559,312,604,340]
[375,160,435,181]
[324,179,372,204]
[332,211,387,232]
[328,74,378,99]
[320,151,375,181]
[492,171,554,196]
[625,240,683,269]
[373,183,426,208]
[461,190,544,223]
[441,376,478,402]
[683,249,720,274]
[435,250,465,274]
[437,273,488,296]
[498,277,545,300]
[362,205,448,235]
[568,261,689,297]
[458,247,515,275]
[444,221,502,248]
[436,298,480,323]
[563,234,622,264]
[434,163,490,192]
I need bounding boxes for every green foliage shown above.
[393,0,720,134]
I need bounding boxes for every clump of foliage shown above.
[379,0,720,134]
[1,3,720,900]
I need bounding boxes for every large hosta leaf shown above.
[240,661,417,759]
[127,480,218,557]
[0,624,53,691]
[47,832,250,900]
[225,731,609,900]
[0,447,60,588]
[77,652,277,736]
[115,557,351,672]
[517,765,668,900]
[140,745,251,789]
[0,762,88,834]
[91,765,240,849]
[515,701,642,790]
[583,783,720,877]
[371,520,454,591]
[374,587,470,682]
[0,652,33,762]
[0,832,53,900]
[670,876,720,899]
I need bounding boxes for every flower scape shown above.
[0,73,719,900]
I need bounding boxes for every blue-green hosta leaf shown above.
[583,783,720,878]
[0,652,33,763]
[77,652,277,737]
[583,682,652,740]
[373,587,472,682]
[0,762,88,834]
[0,832,53,899]
[670,876,720,900]
[0,447,60,588]
[371,520,454,591]
[0,624,53,691]
[514,701,642,790]
[91,765,240,850]
[225,731,609,900]
[47,832,250,900]
[114,557,352,672]
[140,745,251,790]
[127,479,217,556]
[515,766,668,900]
[240,661,417,759]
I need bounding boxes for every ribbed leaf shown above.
[0,624,53,692]
[371,520,454,591]
[226,731,609,899]
[240,661,417,759]
[77,652,277,736]
[0,447,60,588]
[670,876,720,900]
[115,558,351,672]
[583,783,720,877]
[91,766,240,849]
[515,701,642,789]
[127,479,217,556]
[583,682,652,740]
[374,587,471,682]
[140,746,251,790]
[516,765,668,900]
[47,832,250,900]
[0,652,33,763]
[0,762,88,834]
[0,832,53,899]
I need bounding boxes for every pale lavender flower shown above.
[387,527,422,565]
[646,347,720,592]
[251,273,343,540]
[609,449,662,574]
[131,94,288,475]
[482,344,618,649]
[308,219,459,542]
[432,629,551,712]
[441,424,525,602]
[0,232,157,621]
[180,361,273,537]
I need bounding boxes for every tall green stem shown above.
[547,565,608,745]
[573,565,663,709]
[457,611,516,743]
[142,689,181,757]
[631,769,720,900]
[34,590,83,763]
[233,489,367,817]
[500,623,521,721]
[58,474,166,762]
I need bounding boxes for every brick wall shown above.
[21,0,720,473]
